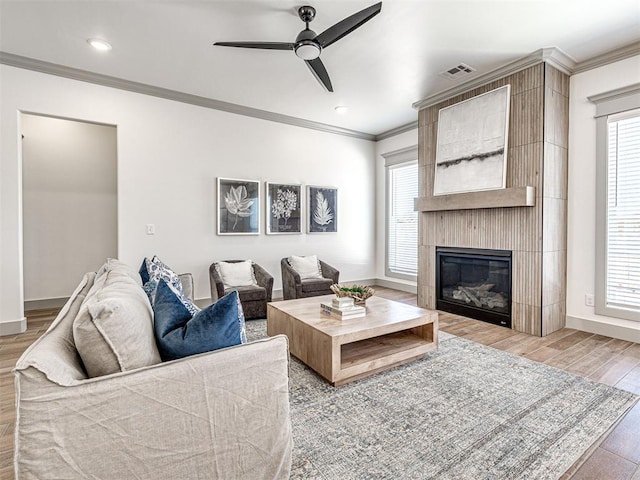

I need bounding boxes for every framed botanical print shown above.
[266,182,302,234]
[307,185,337,233]
[217,177,260,235]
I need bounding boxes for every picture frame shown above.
[433,84,511,196]
[307,185,337,233]
[217,177,260,235]
[266,182,302,234]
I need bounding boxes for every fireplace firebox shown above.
[436,247,512,328]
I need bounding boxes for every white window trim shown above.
[383,146,419,281]
[590,83,640,321]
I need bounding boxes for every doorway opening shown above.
[21,113,117,310]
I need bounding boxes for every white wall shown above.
[375,128,418,291]
[0,65,376,333]
[567,54,640,343]
[22,114,117,302]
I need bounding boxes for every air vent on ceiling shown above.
[440,63,476,80]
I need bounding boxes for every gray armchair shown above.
[209,260,274,320]
[281,257,339,300]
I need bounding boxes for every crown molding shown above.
[374,120,418,141]
[412,47,576,110]
[540,46,577,75]
[0,51,376,141]
[574,41,640,74]
[412,43,640,111]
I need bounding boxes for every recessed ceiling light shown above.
[334,105,348,114]
[87,38,112,51]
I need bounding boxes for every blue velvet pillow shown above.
[139,258,150,284]
[153,280,246,361]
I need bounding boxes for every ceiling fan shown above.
[214,2,382,92]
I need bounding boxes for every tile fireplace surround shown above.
[415,63,569,337]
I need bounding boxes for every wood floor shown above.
[1,287,639,480]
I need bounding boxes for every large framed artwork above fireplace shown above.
[436,247,512,328]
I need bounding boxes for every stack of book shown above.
[320,297,366,320]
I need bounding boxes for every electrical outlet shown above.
[585,294,595,307]
[146,224,155,235]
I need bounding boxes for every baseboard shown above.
[0,317,27,336]
[566,315,640,343]
[272,278,418,301]
[372,278,417,294]
[24,297,69,311]
[211,278,414,306]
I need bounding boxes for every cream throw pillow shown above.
[216,260,257,290]
[288,255,323,279]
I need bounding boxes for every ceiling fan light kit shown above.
[214,2,382,92]
[295,42,320,60]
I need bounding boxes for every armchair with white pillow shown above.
[281,254,340,300]
[209,260,274,319]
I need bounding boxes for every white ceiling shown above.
[1,0,639,136]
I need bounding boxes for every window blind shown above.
[606,112,640,311]
[387,162,418,277]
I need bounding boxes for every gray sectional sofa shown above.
[13,261,292,479]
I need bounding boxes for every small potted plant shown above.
[330,284,375,306]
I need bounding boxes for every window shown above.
[591,85,640,322]
[383,146,419,280]
[604,112,640,313]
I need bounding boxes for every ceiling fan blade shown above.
[305,58,333,92]
[315,2,382,49]
[214,41,295,50]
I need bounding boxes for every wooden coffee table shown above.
[267,295,438,386]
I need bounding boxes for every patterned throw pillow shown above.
[139,256,199,316]
[153,280,247,361]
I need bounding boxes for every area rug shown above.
[246,320,638,480]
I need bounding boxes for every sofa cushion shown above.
[225,284,267,302]
[154,280,247,361]
[73,268,161,378]
[301,277,334,293]
[288,255,323,279]
[216,260,257,289]
[98,258,142,286]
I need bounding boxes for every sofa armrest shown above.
[252,263,274,302]
[15,336,292,480]
[178,273,194,301]
[208,263,226,301]
[319,260,340,284]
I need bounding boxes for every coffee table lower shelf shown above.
[338,330,436,385]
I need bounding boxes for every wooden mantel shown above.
[414,186,536,212]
